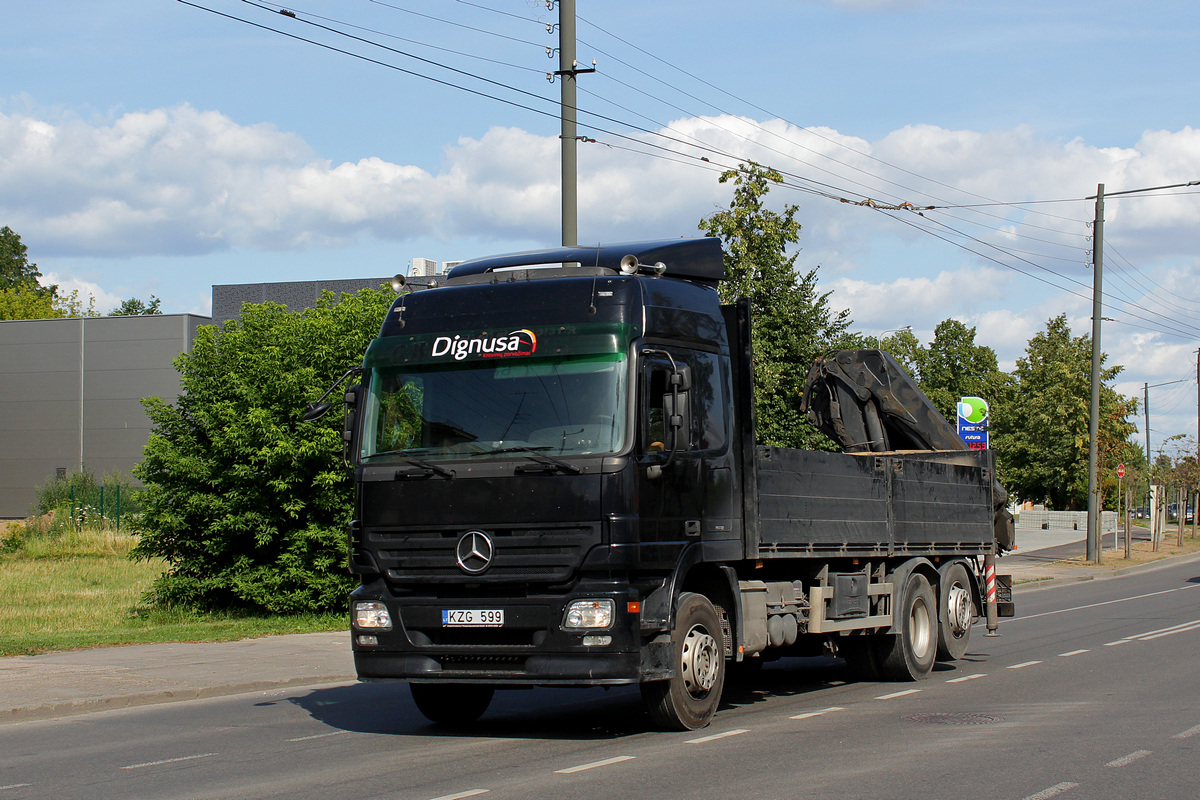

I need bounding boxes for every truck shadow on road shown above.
[287,656,895,739]
[287,680,654,740]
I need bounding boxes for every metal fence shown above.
[67,485,142,531]
[1015,509,1118,532]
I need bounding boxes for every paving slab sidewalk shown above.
[0,631,354,724]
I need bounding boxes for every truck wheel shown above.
[839,637,882,681]
[641,592,725,730]
[936,562,974,661]
[875,572,937,681]
[410,683,494,725]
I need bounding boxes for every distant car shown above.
[1135,506,1149,519]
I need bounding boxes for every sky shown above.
[4,0,1200,459]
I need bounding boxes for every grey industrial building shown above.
[0,314,209,518]
[1,263,444,519]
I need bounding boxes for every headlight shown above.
[563,599,614,630]
[353,601,393,631]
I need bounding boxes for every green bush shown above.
[132,288,394,614]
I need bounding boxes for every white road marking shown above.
[288,730,351,742]
[1106,750,1152,768]
[429,790,489,800]
[1007,660,1042,669]
[1104,619,1200,646]
[554,756,635,774]
[0,785,33,791]
[1137,620,1200,641]
[1058,649,1089,657]
[121,753,217,770]
[1014,585,1199,622]
[790,706,845,720]
[1172,724,1200,739]
[946,673,987,683]
[686,728,749,744]
[874,689,921,700]
[1022,782,1079,800]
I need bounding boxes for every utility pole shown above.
[1086,184,1104,564]
[558,0,577,247]
[1085,179,1199,564]
[554,0,593,247]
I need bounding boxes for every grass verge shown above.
[0,520,345,657]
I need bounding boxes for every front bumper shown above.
[351,582,655,686]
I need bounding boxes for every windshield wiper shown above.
[404,458,455,478]
[484,445,582,474]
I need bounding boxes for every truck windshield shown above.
[360,353,628,462]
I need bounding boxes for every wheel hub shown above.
[946,584,972,636]
[681,625,720,695]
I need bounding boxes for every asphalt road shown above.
[3,560,1198,800]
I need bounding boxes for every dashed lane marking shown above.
[1021,782,1080,800]
[686,729,749,744]
[554,756,636,774]
[789,706,845,720]
[946,673,986,683]
[1172,724,1200,739]
[288,731,351,742]
[121,753,217,770]
[1058,649,1089,657]
[1007,661,1042,669]
[874,689,921,700]
[428,791,489,800]
[0,785,32,791]
[1106,619,1200,647]
[1106,750,1152,768]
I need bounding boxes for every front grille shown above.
[436,655,528,672]
[371,523,600,584]
[410,628,538,646]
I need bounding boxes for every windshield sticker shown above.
[431,329,538,361]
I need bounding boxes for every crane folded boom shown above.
[802,349,1015,553]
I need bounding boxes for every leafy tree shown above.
[0,226,54,297]
[132,287,395,613]
[991,314,1137,510]
[880,320,1010,421]
[0,285,62,321]
[109,295,162,316]
[699,162,856,449]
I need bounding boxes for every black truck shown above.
[314,237,1014,730]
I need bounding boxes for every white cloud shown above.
[41,271,124,315]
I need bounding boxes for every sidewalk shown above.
[1,530,1192,725]
[0,630,354,724]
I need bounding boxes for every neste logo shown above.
[431,329,537,361]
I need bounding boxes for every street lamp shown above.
[876,325,912,349]
[1085,180,1200,564]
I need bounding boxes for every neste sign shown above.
[957,396,989,450]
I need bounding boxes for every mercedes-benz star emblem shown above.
[455,530,494,574]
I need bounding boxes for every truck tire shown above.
[641,592,725,730]
[410,683,494,725]
[875,572,937,681]
[839,636,882,681]
[936,562,974,661]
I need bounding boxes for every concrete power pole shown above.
[1086,184,1105,564]
[555,1,593,247]
[558,0,577,247]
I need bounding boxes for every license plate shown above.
[442,609,505,627]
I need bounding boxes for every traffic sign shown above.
[1117,464,1126,478]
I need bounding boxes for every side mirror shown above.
[302,402,332,422]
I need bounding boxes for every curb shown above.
[2,674,355,725]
